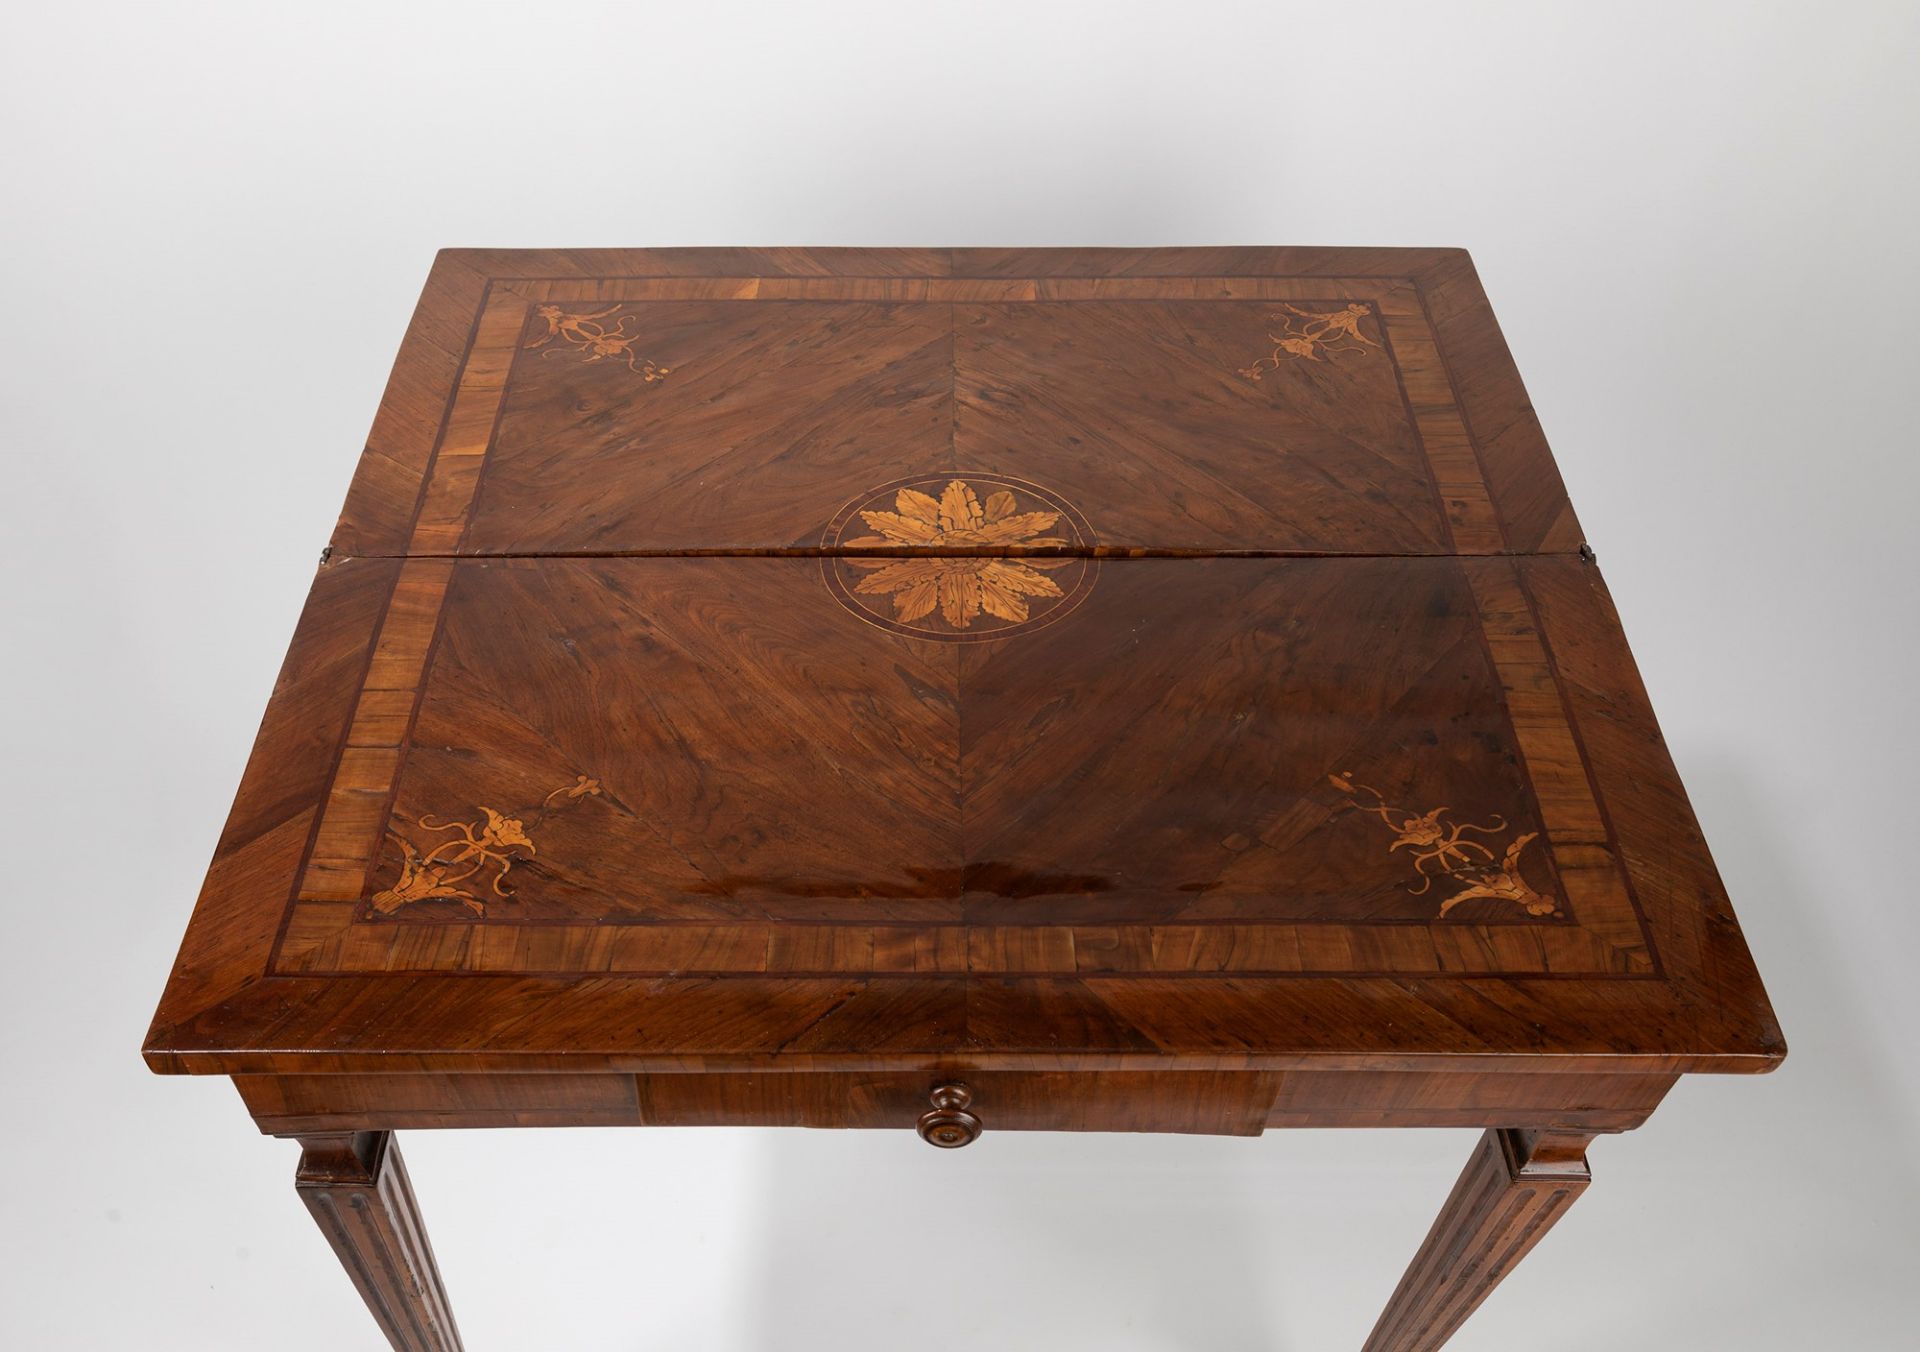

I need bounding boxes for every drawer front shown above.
[239,1070,1280,1137]
[634,1071,1282,1137]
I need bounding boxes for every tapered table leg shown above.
[1362,1128,1595,1352]
[294,1131,464,1352]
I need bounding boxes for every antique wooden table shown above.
[145,247,1783,1351]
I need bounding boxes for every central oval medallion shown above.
[822,473,1098,642]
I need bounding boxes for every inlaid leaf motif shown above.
[845,478,1073,632]
[897,488,940,524]
[525,305,672,381]
[1329,771,1559,919]
[851,559,945,622]
[1240,302,1379,379]
[371,775,606,917]
[939,480,983,534]
[978,558,1065,622]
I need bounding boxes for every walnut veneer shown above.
[146,247,1782,1351]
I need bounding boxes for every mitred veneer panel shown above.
[462,293,1454,555]
[328,248,1578,557]
[263,554,1648,980]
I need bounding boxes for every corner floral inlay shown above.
[844,480,1076,631]
[371,775,604,916]
[1329,771,1559,918]
[526,305,671,380]
[1240,303,1379,378]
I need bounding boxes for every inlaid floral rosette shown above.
[822,473,1099,642]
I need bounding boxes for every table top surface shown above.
[145,247,1782,1077]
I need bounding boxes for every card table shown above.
[145,247,1783,1351]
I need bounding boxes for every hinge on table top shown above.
[318,544,333,567]
[1578,542,1597,564]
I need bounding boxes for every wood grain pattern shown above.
[242,1074,640,1132]
[326,249,1576,557]
[1362,1129,1594,1352]
[632,1071,1280,1136]
[149,550,1775,1075]
[261,555,1649,977]
[237,1068,1670,1136]
[295,1133,462,1352]
[146,557,399,1038]
[147,247,1781,1352]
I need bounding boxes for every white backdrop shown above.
[3,3,1916,1348]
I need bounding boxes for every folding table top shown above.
[144,248,1781,1076]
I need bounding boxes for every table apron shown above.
[238,1068,1677,1137]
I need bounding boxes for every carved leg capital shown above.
[294,1132,463,1352]
[1362,1128,1596,1352]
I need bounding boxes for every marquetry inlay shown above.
[1237,301,1382,377]
[1328,772,1558,918]
[822,475,1097,641]
[524,304,672,380]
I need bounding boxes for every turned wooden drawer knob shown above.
[916,1083,981,1148]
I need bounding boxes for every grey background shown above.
[3,2,1916,1347]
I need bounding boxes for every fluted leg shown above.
[1362,1128,1594,1352]
[295,1132,464,1352]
